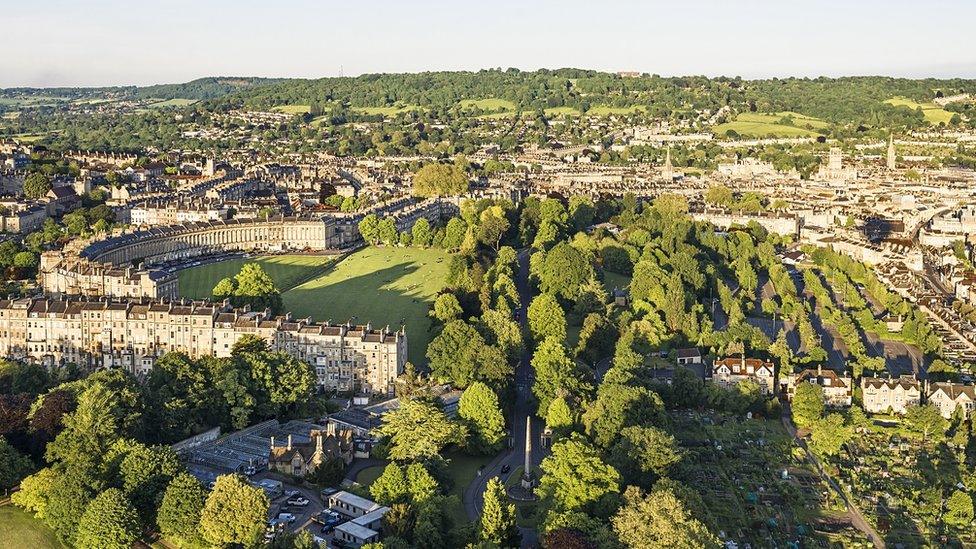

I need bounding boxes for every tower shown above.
[661,147,674,181]
[887,134,896,170]
[520,416,533,489]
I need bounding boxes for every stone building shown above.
[0,297,406,394]
[712,357,776,394]
[861,375,921,414]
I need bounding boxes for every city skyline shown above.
[3,0,976,87]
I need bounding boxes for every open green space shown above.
[884,97,955,124]
[587,104,647,116]
[147,98,197,109]
[352,104,421,116]
[282,247,450,365]
[0,506,65,549]
[178,254,332,299]
[713,111,826,138]
[544,106,582,117]
[459,98,517,112]
[272,104,311,115]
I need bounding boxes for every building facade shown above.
[861,376,921,414]
[712,357,776,394]
[0,297,406,394]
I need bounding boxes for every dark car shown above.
[500,464,511,474]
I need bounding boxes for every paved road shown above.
[462,248,544,547]
[781,408,885,548]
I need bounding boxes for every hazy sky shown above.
[3,0,975,87]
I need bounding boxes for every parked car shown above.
[278,513,296,524]
[313,510,341,525]
[287,496,309,506]
[284,489,301,498]
[500,464,511,474]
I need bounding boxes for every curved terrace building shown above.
[41,215,342,298]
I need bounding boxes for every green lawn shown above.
[603,272,631,293]
[352,104,421,116]
[587,105,646,116]
[885,97,955,124]
[281,247,450,365]
[544,106,582,117]
[355,464,386,487]
[0,506,64,549]
[272,104,311,115]
[713,111,827,138]
[459,98,517,112]
[147,98,197,109]
[178,255,332,299]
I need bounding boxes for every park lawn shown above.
[544,106,582,117]
[355,464,386,487]
[712,119,821,138]
[459,98,517,112]
[281,247,450,365]
[147,98,197,109]
[736,111,830,129]
[352,104,421,116]
[884,97,955,124]
[273,104,311,115]
[178,254,332,299]
[587,104,646,116]
[0,506,65,549]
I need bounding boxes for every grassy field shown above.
[178,255,332,299]
[459,98,517,112]
[587,105,646,116]
[885,97,955,124]
[0,506,64,549]
[147,98,197,109]
[352,104,421,116]
[544,106,582,117]
[712,114,824,138]
[272,104,311,115]
[281,247,450,365]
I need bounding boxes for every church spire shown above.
[887,134,896,170]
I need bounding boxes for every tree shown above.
[359,213,380,245]
[704,184,733,207]
[118,442,182,524]
[378,217,399,245]
[412,217,433,247]
[376,398,465,461]
[426,320,510,387]
[74,488,141,549]
[413,163,469,197]
[528,293,567,344]
[231,263,282,314]
[545,396,575,437]
[371,463,409,505]
[583,384,667,448]
[157,473,206,545]
[531,338,579,416]
[0,436,32,489]
[12,466,57,519]
[479,208,510,250]
[945,490,974,530]
[442,217,468,250]
[405,462,440,504]
[481,477,519,547]
[198,475,269,548]
[809,413,852,456]
[612,485,719,549]
[458,382,506,454]
[24,172,52,199]
[791,382,825,429]
[609,426,682,483]
[212,277,236,300]
[12,251,38,269]
[430,293,463,323]
[44,472,97,544]
[538,243,594,301]
[538,434,620,511]
[903,403,947,442]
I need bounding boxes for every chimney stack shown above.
[270,436,275,450]
[287,435,292,450]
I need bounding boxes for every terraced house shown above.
[0,297,406,394]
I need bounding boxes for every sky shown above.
[2,0,975,88]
